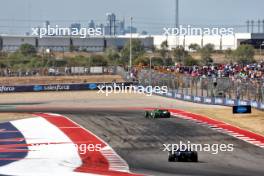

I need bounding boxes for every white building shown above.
[152,33,253,51]
[0,33,263,52]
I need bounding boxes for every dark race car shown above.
[168,149,198,162]
[145,109,171,119]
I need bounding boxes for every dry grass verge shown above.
[186,107,264,136]
[0,75,124,85]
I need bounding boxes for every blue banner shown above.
[0,82,134,93]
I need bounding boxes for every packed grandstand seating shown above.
[151,62,264,81]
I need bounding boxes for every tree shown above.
[27,57,46,68]
[203,43,215,52]
[224,48,234,63]
[120,39,145,66]
[7,51,29,68]
[172,46,188,63]
[19,44,37,56]
[159,40,169,58]
[134,56,164,67]
[105,47,120,65]
[134,56,149,66]
[89,55,108,66]
[233,44,255,64]
[188,43,200,51]
[0,51,7,59]
[151,57,164,66]
[65,56,89,67]
[200,44,214,65]
[183,55,198,66]
[164,57,174,66]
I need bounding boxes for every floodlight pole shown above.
[175,0,179,48]
[149,57,152,86]
[260,42,264,60]
[129,17,133,78]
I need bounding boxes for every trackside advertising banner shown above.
[154,91,264,111]
[1,82,263,110]
[0,82,134,93]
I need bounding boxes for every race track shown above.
[0,92,264,176]
[63,110,264,176]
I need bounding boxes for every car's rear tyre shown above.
[145,111,149,118]
[191,152,198,162]
[150,113,155,119]
[168,156,175,162]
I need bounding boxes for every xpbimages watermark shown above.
[32,142,102,155]
[163,25,234,36]
[97,83,168,96]
[31,25,104,38]
[163,141,234,155]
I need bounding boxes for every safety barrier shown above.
[155,91,264,111]
[3,80,262,111]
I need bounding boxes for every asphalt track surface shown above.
[1,106,264,176]
[58,110,264,176]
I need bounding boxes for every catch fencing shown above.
[137,69,264,110]
[0,66,117,77]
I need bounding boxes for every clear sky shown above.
[0,0,263,34]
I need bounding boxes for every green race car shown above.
[145,109,171,119]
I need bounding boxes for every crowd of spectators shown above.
[170,62,264,81]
